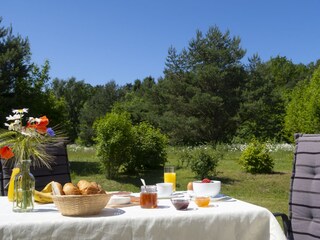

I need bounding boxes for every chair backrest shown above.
[0,142,71,196]
[289,133,320,239]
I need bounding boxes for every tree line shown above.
[1,18,320,146]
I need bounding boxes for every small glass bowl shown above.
[171,197,190,210]
[194,196,210,207]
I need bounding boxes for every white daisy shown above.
[12,108,28,114]
[6,114,20,121]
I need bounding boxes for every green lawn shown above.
[67,144,293,215]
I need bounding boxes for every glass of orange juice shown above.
[164,166,176,191]
[194,196,210,207]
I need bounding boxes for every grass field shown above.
[67,144,294,215]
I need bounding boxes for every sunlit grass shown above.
[67,144,294,215]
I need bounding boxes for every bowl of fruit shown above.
[192,178,221,197]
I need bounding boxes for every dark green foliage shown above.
[0,18,66,129]
[156,26,247,144]
[107,29,316,145]
[2,17,320,146]
[113,76,160,127]
[51,77,93,142]
[78,81,123,146]
[284,66,320,141]
[113,27,247,145]
[0,21,31,95]
[235,55,284,142]
[0,18,30,121]
[235,55,312,143]
[239,139,274,174]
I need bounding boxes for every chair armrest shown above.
[273,212,292,240]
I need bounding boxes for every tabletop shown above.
[0,196,286,240]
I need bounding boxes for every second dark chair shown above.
[274,134,320,239]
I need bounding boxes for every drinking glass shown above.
[164,166,176,191]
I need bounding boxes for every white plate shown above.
[130,193,140,198]
[108,191,132,196]
[187,192,234,201]
[158,195,174,199]
[211,194,234,202]
[108,195,131,205]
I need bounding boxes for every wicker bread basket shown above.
[52,193,112,216]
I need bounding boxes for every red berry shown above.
[202,178,211,183]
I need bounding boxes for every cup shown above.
[140,185,157,208]
[164,166,176,191]
[156,183,173,197]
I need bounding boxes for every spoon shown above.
[140,178,147,191]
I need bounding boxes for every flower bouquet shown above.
[0,108,66,212]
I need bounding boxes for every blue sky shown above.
[1,1,319,86]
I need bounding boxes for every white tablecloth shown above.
[0,196,286,240]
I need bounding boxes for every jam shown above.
[171,198,190,210]
[140,192,157,208]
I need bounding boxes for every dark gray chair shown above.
[274,133,320,239]
[0,142,71,195]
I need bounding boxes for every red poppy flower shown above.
[37,116,49,127]
[26,116,49,134]
[0,146,14,160]
[35,116,49,134]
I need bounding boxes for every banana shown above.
[41,181,53,193]
[8,168,20,202]
[34,190,53,203]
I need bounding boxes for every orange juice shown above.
[164,172,176,191]
[195,196,210,207]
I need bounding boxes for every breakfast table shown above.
[0,195,286,240]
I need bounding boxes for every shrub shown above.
[180,145,221,179]
[94,112,168,178]
[239,139,274,174]
[126,122,168,172]
[94,112,133,179]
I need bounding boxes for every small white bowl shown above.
[192,180,221,197]
[108,195,131,205]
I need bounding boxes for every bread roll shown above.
[63,183,81,195]
[89,181,106,194]
[52,181,64,195]
[97,184,106,194]
[77,180,99,195]
[90,181,99,189]
[77,180,91,191]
